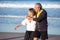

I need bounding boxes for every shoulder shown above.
[42,9,47,15]
[43,9,47,13]
[22,18,28,22]
[23,18,28,21]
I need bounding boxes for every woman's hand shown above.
[14,27,17,30]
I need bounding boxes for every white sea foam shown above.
[0,15,60,20]
[0,3,60,8]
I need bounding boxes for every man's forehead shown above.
[34,5,40,8]
[35,4,40,6]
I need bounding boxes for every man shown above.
[33,3,48,40]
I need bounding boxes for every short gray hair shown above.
[36,3,42,9]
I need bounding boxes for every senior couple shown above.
[14,3,48,40]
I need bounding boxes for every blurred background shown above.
[0,0,60,35]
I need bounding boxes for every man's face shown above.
[34,4,40,12]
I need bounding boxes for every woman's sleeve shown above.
[21,19,27,25]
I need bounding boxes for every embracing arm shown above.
[33,10,47,22]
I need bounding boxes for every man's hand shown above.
[26,16,30,20]
[26,16,33,20]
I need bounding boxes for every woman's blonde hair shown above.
[29,8,36,16]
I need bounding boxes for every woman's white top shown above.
[21,18,36,31]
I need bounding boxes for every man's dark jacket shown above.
[34,9,48,31]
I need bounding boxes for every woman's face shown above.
[28,11,33,17]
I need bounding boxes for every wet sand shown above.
[0,32,60,40]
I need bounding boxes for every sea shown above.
[0,0,60,35]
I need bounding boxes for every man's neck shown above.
[38,10,41,12]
